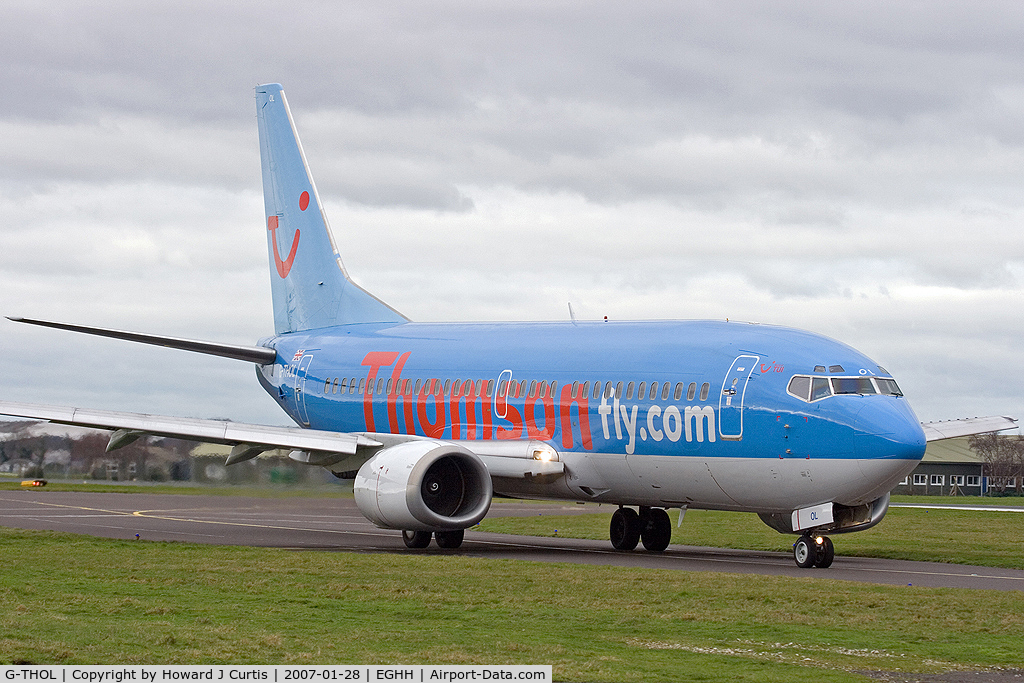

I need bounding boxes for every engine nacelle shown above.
[353,441,493,531]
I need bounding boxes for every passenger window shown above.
[476,379,483,395]
[810,377,831,401]
[572,381,579,399]
[637,382,645,400]
[452,379,462,395]
[377,378,384,395]
[499,380,508,397]
[605,382,614,399]
[324,379,331,393]
[358,378,365,394]
[539,382,547,399]
[386,379,393,395]
[699,383,709,401]
[674,382,684,400]
[486,380,494,398]
[626,382,634,400]
[649,382,658,400]
[661,383,670,400]
[581,381,589,399]
[615,381,623,399]
[529,380,537,398]
[593,381,602,400]
[443,379,450,395]
[549,381,557,398]
[787,376,811,401]
[687,382,696,401]
[415,379,422,395]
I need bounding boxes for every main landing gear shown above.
[793,533,834,568]
[610,506,672,552]
[402,529,465,549]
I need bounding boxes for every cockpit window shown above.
[831,377,876,395]
[788,374,902,403]
[810,377,831,401]
[875,378,903,396]
[829,365,845,373]
[787,376,811,401]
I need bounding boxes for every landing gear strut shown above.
[793,534,834,568]
[610,507,673,552]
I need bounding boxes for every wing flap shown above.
[921,415,1018,442]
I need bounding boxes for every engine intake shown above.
[354,441,492,531]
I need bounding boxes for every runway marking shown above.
[130,509,398,539]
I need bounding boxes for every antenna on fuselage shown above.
[568,302,578,326]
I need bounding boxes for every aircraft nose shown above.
[854,399,927,461]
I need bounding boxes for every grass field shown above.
[1,526,1023,681]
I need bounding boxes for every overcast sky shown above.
[1,1,1022,429]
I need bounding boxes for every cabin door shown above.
[718,354,758,440]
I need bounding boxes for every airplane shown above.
[1,83,1015,568]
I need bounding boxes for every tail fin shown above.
[255,83,407,333]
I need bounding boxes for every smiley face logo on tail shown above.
[267,191,309,278]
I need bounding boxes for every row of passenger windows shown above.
[787,375,903,403]
[322,376,713,402]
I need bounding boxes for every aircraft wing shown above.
[0,400,379,461]
[921,416,1018,442]
[0,400,564,479]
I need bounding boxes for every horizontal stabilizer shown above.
[0,400,381,456]
[921,415,1018,442]
[7,317,277,365]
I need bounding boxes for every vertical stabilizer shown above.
[255,83,407,333]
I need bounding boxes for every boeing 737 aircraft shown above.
[1,84,1015,568]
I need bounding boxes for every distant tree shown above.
[969,433,1024,495]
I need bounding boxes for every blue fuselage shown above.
[256,319,925,512]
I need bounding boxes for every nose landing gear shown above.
[793,534,834,568]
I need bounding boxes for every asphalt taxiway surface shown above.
[2,490,1022,591]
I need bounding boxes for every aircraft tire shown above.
[402,530,432,549]
[610,507,641,551]
[640,508,672,552]
[434,529,465,549]
[814,536,835,568]
[793,535,816,568]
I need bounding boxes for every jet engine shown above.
[353,440,492,531]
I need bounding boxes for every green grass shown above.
[0,527,1022,681]
[477,506,1024,569]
